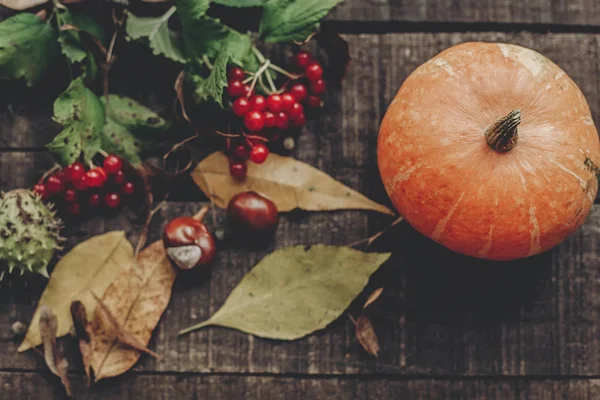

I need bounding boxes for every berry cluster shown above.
[224,51,327,179]
[33,155,136,217]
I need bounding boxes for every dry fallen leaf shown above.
[179,245,391,339]
[352,314,380,357]
[91,292,159,358]
[39,306,71,396]
[363,287,384,309]
[19,231,134,352]
[192,152,393,214]
[90,239,175,381]
[70,301,93,386]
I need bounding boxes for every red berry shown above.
[232,97,251,117]
[244,85,254,98]
[308,95,323,108]
[229,162,247,179]
[46,175,64,195]
[289,102,304,120]
[266,94,283,113]
[104,192,121,208]
[228,67,245,81]
[64,189,78,203]
[73,175,88,191]
[67,202,81,216]
[103,155,123,174]
[33,183,46,199]
[88,193,101,207]
[86,168,105,188]
[249,95,266,111]
[291,112,306,127]
[227,80,245,97]
[63,161,85,182]
[295,51,311,69]
[122,181,135,196]
[244,110,265,132]
[249,144,269,164]
[289,83,308,102]
[113,170,125,185]
[310,79,326,94]
[305,62,323,81]
[264,111,276,128]
[281,93,295,112]
[233,145,249,160]
[275,112,289,130]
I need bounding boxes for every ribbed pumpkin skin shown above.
[378,42,600,261]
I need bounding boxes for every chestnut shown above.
[227,191,279,240]
[163,217,216,270]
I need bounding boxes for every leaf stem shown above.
[252,46,266,63]
[202,55,214,70]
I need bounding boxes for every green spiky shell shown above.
[0,189,63,280]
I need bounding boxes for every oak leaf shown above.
[180,245,391,340]
[192,151,393,214]
[19,231,133,352]
[89,239,175,381]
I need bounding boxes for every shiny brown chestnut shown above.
[163,217,216,270]
[227,191,279,238]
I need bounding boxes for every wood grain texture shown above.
[2,372,600,400]
[1,201,600,377]
[328,0,600,26]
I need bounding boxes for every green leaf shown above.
[0,13,58,87]
[259,0,343,43]
[178,15,252,65]
[70,14,107,45]
[175,0,211,21]
[101,95,171,165]
[57,10,105,65]
[47,78,105,166]
[179,245,391,340]
[213,0,268,6]
[191,49,230,107]
[125,8,185,64]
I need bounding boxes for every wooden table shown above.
[2,1,600,398]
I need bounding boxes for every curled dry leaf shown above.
[70,301,93,386]
[192,152,393,215]
[363,287,384,309]
[180,245,391,339]
[39,306,72,396]
[89,239,175,381]
[19,231,134,352]
[352,314,380,357]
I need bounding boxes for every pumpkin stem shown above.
[485,110,521,153]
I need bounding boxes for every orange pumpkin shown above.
[378,42,600,261]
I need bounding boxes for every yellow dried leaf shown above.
[192,151,394,214]
[90,239,175,381]
[19,231,133,352]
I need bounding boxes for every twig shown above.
[345,216,404,249]
[38,165,61,184]
[162,134,199,168]
[134,167,154,256]
[247,60,270,98]
[268,62,303,80]
[258,74,272,95]
[264,69,279,93]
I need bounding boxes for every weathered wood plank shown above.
[2,372,600,400]
[329,0,600,26]
[1,201,600,377]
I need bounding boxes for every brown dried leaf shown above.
[192,152,393,214]
[91,292,159,358]
[363,287,384,309]
[90,239,176,381]
[19,231,134,352]
[70,301,93,386]
[353,314,380,357]
[39,306,71,396]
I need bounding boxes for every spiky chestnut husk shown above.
[0,189,63,280]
